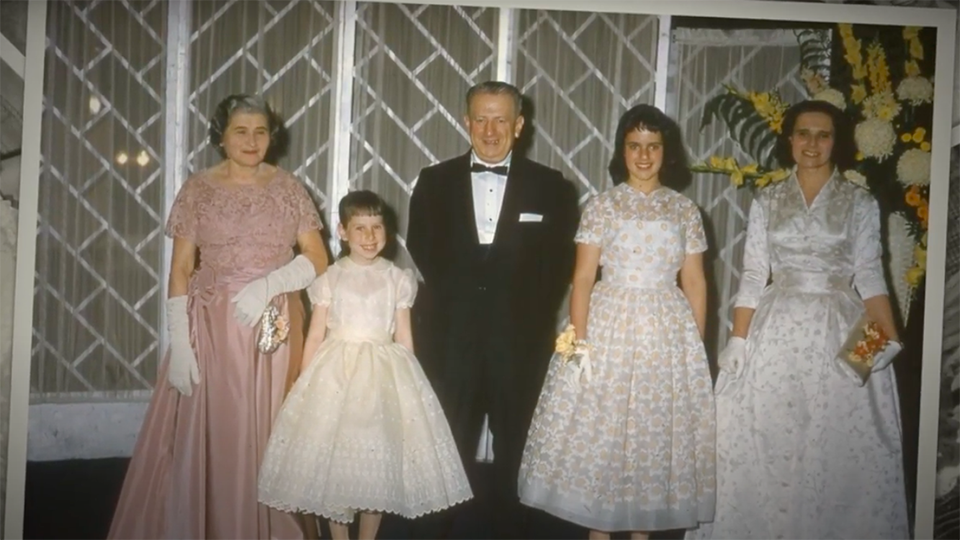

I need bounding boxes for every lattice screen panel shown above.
[186,0,337,214]
[514,10,660,201]
[33,0,168,398]
[668,29,809,357]
[349,2,498,268]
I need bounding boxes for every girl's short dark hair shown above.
[208,94,282,160]
[337,190,397,259]
[609,104,691,189]
[775,100,857,171]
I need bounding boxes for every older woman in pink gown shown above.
[108,94,328,539]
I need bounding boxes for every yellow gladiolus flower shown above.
[722,157,737,171]
[921,141,931,152]
[851,84,867,104]
[731,170,745,187]
[839,23,854,38]
[741,163,759,174]
[903,27,920,41]
[853,65,869,81]
[901,133,912,143]
[769,169,791,183]
[914,246,927,268]
[905,267,925,287]
[912,127,925,143]
[909,38,924,61]
[905,60,921,77]
[709,155,724,169]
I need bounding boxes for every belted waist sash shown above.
[326,326,393,345]
[772,271,853,293]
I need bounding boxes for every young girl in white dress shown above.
[258,190,472,540]
[518,105,716,539]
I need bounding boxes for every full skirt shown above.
[107,268,307,540]
[688,285,909,539]
[257,328,473,523]
[518,282,716,532]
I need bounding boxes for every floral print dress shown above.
[518,183,716,532]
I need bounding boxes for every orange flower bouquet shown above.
[555,324,592,388]
[836,315,902,385]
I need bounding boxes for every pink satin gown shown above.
[108,168,321,539]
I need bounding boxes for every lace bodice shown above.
[165,168,321,272]
[575,183,707,287]
[307,258,417,336]
[734,170,887,308]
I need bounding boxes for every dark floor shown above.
[22,458,684,540]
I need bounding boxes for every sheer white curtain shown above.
[349,2,498,270]
[666,27,808,359]
[186,0,337,213]
[33,0,169,401]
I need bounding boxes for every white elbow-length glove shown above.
[166,296,200,396]
[718,336,747,382]
[231,255,317,326]
[871,340,903,373]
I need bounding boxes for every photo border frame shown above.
[5,1,955,538]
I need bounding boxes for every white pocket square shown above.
[519,213,543,223]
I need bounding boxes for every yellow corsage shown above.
[555,324,592,388]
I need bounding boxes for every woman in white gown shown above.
[690,100,909,539]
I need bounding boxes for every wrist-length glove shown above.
[718,336,747,382]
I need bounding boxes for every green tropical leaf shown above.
[795,28,832,79]
[700,89,778,170]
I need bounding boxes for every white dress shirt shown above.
[470,152,510,245]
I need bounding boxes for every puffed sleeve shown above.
[293,180,322,236]
[682,199,708,254]
[853,192,888,299]
[573,195,604,247]
[165,176,200,243]
[307,269,334,307]
[396,268,418,310]
[733,197,771,309]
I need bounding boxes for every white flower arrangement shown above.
[895,75,934,106]
[854,118,897,161]
[813,88,847,111]
[895,148,931,186]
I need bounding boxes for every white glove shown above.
[231,255,317,326]
[871,340,902,373]
[718,336,747,381]
[166,296,200,396]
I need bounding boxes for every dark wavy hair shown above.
[337,190,397,260]
[775,100,857,171]
[208,94,285,162]
[608,104,691,189]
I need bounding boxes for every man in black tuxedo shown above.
[407,81,579,539]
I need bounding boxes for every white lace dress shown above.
[257,257,472,523]
[518,184,716,532]
[688,171,909,539]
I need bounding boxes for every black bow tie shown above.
[471,163,509,176]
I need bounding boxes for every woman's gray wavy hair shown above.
[208,94,280,159]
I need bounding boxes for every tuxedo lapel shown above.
[491,157,524,248]
[450,153,480,246]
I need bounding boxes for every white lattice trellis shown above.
[515,10,660,202]
[33,0,168,399]
[668,28,811,356]
[186,0,338,212]
[348,2,498,267]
